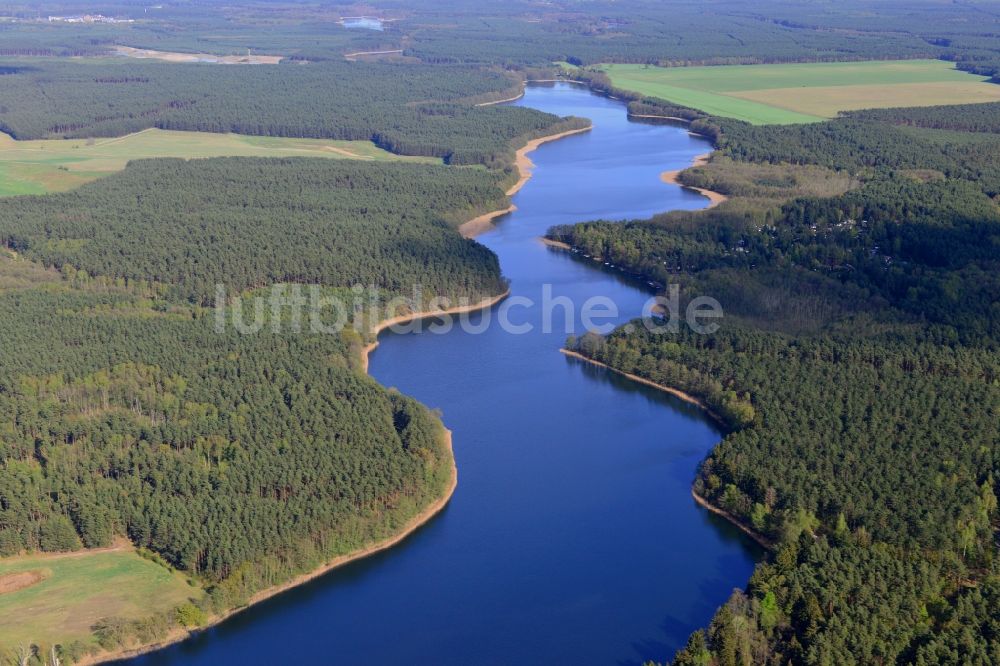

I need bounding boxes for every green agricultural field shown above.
[0,546,201,651]
[600,59,1000,125]
[0,129,438,196]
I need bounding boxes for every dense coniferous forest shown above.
[0,158,509,304]
[555,102,1000,663]
[845,102,1000,134]
[0,155,513,656]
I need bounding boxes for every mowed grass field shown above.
[0,129,438,196]
[600,59,1000,124]
[0,545,200,650]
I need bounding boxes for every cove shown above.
[122,83,761,666]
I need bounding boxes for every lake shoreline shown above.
[459,125,592,238]
[82,80,754,666]
[690,488,773,550]
[360,290,511,372]
[560,349,773,550]
[660,152,727,208]
[78,295,510,665]
[559,349,726,426]
[80,430,459,666]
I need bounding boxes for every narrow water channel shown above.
[125,83,761,666]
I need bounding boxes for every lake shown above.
[122,82,760,666]
[342,17,384,31]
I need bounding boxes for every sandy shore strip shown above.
[560,349,725,425]
[539,237,571,250]
[78,428,459,665]
[660,152,727,208]
[459,204,518,239]
[475,90,525,106]
[508,127,592,197]
[344,49,404,60]
[476,78,589,107]
[628,113,694,123]
[459,125,592,238]
[360,290,510,373]
[691,489,773,549]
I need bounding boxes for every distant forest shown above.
[0,0,997,76]
[0,59,586,165]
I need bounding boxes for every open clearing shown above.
[0,545,200,649]
[0,129,438,196]
[115,45,283,65]
[599,59,1000,124]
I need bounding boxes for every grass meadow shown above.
[0,129,438,196]
[600,59,1000,124]
[0,546,200,650]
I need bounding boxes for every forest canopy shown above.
[555,100,1000,664]
[0,154,512,658]
[0,157,509,304]
[0,59,585,165]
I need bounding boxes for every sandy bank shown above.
[459,204,518,239]
[360,290,511,373]
[344,49,404,60]
[508,127,592,197]
[628,113,694,123]
[458,125,592,238]
[539,237,572,250]
[660,152,727,208]
[560,349,725,425]
[79,293,514,664]
[691,489,773,549]
[476,78,592,107]
[475,90,525,107]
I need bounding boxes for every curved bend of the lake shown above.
[122,82,762,666]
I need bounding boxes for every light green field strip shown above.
[600,59,1000,125]
[731,81,1000,118]
[0,129,439,196]
[609,78,823,124]
[0,547,200,648]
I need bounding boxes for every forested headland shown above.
[554,102,1000,663]
[0,155,514,661]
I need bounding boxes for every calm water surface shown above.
[125,83,760,666]
[342,17,384,30]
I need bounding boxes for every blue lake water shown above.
[342,17,384,31]
[123,83,760,666]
